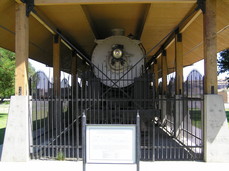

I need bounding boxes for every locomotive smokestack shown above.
[111,28,125,36]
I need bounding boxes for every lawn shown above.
[189,109,229,128]
[0,101,9,144]
[0,113,8,144]
[226,110,229,127]
[189,109,202,128]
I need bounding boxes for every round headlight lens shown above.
[112,49,123,59]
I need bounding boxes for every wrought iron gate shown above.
[29,67,203,161]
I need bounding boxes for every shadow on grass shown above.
[226,111,229,126]
[0,128,5,144]
[0,113,7,119]
[0,113,8,145]
[189,110,202,128]
[189,110,229,128]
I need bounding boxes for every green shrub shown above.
[56,151,65,161]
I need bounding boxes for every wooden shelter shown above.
[0,0,228,94]
[1,0,229,163]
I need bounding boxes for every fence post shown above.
[82,111,86,171]
[152,112,155,161]
[136,111,140,171]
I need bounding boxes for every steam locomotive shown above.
[91,28,146,88]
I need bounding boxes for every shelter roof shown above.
[0,0,228,74]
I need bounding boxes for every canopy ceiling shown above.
[0,0,228,74]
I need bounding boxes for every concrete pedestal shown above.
[1,96,30,162]
[204,95,229,162]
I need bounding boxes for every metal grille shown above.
[29,68,203,161]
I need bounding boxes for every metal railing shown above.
[155,70,204,160]
[29,68,204,161]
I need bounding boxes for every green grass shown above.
[1,101,10,105]
[189,109,229,128]
[0,113,8,144]
[226,111,229,127]
[189,110,202,128]
[56,151,65,160]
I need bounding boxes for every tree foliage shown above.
[28,60,36,78]
[0,48,15,102]
[0,48,36,102]
[218,49,229,86]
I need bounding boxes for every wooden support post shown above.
[53,35,61,97]
[204,0,217,94]
[175,33,183,95]
[71,51,77,88]
[153,60,158,90]
[15,3,29,96]
[162,50,167,95]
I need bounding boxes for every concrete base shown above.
[204,95,229,162]
[1,96,30,162]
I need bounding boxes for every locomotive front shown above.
[92,29,145,88]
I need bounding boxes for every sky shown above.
[182,59,227,80]
[29,57,228,83]
[29,59,70,82]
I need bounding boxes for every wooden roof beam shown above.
[31,8,56,35]
[30,7,91,63]
[15,0,23,3]
[81,5,100,39]
[137,4,151,40]
[31,9,73,50]
[15,0,91,61]
[34,0,196,6]
[145,3,201,68]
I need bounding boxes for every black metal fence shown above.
[155,70,204,160]
[29,68,204,161]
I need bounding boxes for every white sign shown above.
[86,125,136,164]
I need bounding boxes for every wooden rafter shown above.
[145,3,200,68]
[34,0,196,6]
[81,5,99,39]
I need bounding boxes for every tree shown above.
[218,49,229,86]
[0,48,15,103]
[0,48,36,103]
[28,61,36,78]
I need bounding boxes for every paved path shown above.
[0,160,229,171]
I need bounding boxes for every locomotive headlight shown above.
[112,48,123,59]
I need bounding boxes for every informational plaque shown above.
[86,125,136,164]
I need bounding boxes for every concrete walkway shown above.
[0,160,229,171]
